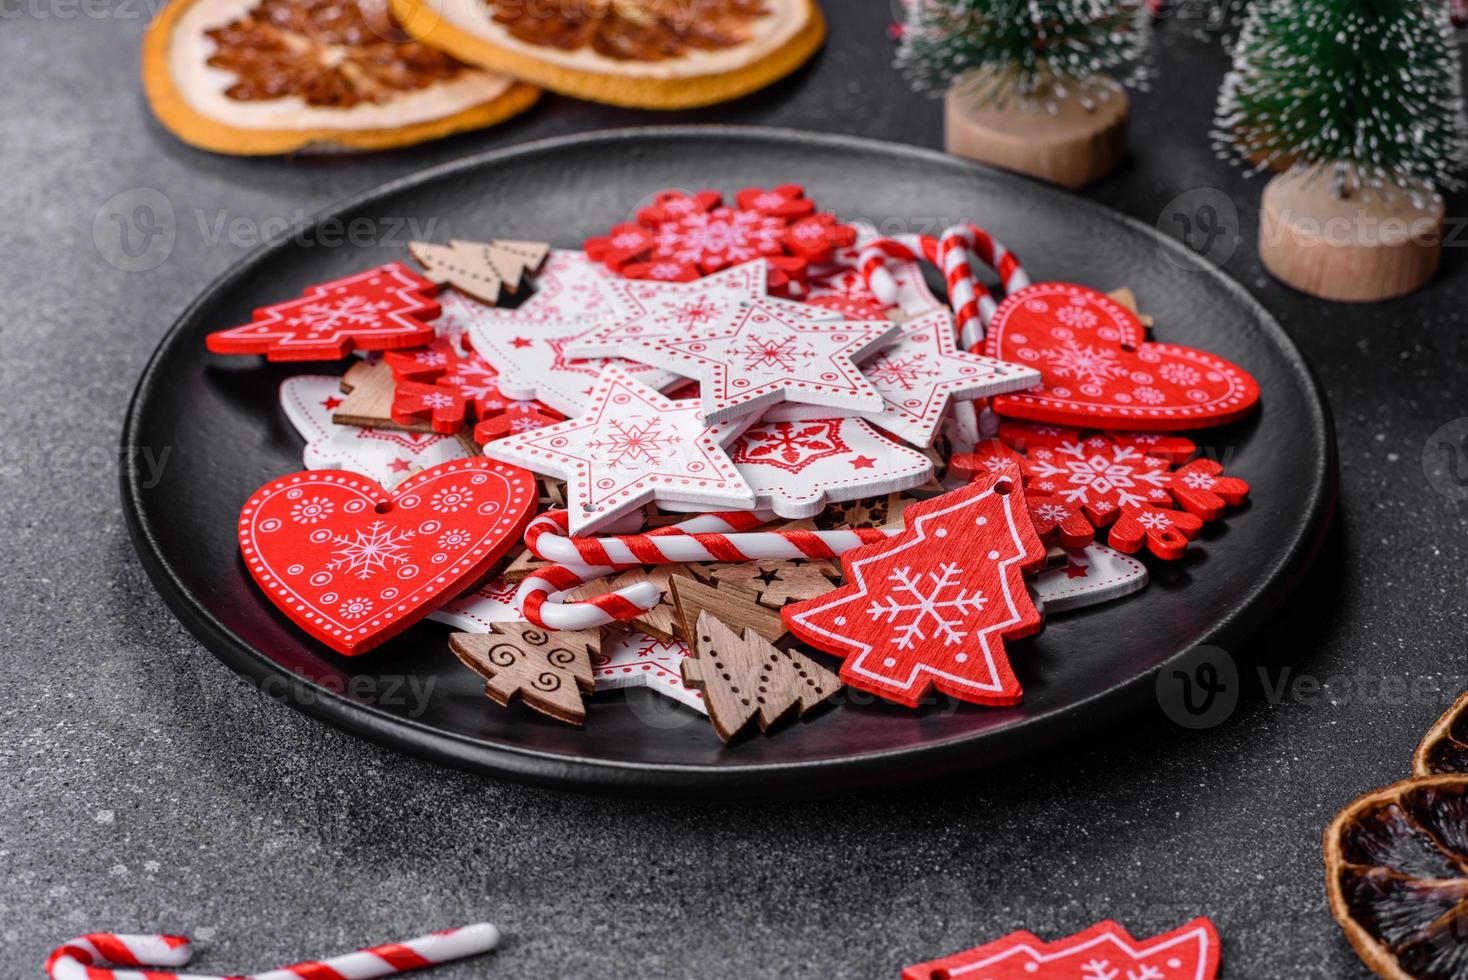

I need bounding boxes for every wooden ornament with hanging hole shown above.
[945,68,1128,189]
[1259,164,1444,302]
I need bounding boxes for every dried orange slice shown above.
[390,0,825,109]
[1324,774,1468,978]
[143,0,539,154]
[1416,693,1468,776]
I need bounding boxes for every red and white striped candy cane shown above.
[938,223,1031,348]
[45,924,499,980]
[517,509,895,631]
[857,233,941,307]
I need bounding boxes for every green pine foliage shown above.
[1215,0,1468,192]
[895,0,1150,102]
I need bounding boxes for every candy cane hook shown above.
[45,924,500,980]
[516,510,896,631]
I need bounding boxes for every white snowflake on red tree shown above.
[482,365,755,534]
[783,468,1046,707]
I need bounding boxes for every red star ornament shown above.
[901,917,1221,980]
[985,282,1260,431]
[782,467,1046,707]
[858,309,1040,447]
[481,365,756,535]
[207,263,439,362]
[623,297,900,425]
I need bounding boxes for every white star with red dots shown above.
[857,309,1040,448]
[482,366,756,534]
[465,249,676,416]
[620,297,900,424]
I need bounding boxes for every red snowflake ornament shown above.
[1108,429,1198,464]
[949,438,1025,483]
[901,917,1221,980]
[782,467,1046,707]
[207,263,440,362]
[388,337,560,435]
[473,407,564,444]
[998,419,1083,453]
[583,185,856,293]
[1164,458,1250,520]
[1026,493,1095,549]
[236,459,537,655]
[1109,504,1204,560]
[1021,435,1173,526]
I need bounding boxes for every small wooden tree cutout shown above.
[409,239,550,306]
[680,612,841,742]
[708,559,840,609]
[669,576,784,645]
[449,623,598,726]
[333,360,435,433]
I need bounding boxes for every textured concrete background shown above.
[3,3,1467,977]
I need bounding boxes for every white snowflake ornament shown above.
[482,365,757,535]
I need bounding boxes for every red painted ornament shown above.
[1108,504,1204,561]
[237,459,537,655]
[985,283,1259,431]
[901,917,1221,980]
[782,467,1046,707]
[207,263,440,362]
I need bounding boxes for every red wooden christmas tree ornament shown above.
[207,263,440,362]
[901,916,1221,980]
[782,466,1046,708]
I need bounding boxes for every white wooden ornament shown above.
[482,365,756,535]
[465,249,675,415]
[661,416,933,519]
[563,261,825,359]
[622,296,901,425]
[855,309,1040,447]
[593,629,708,716]
[1031,543,1148,614]
[279,375,469,489]
[429,575,523,631]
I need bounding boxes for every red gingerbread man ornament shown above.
[782,466,1046,708]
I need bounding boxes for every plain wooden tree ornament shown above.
[681,612,841,743]
[1259,166,1445,302]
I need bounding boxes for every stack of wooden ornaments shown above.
[216,184,1260,743]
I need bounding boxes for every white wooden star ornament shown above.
[564,261,829,359]
[482,365,757,534]
[466,249,675,416]
[856,309,1041,447]
[620,296,901,425]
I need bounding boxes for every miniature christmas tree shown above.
[896,0,1149,187]
[1215,0,1467,300]
[1215,0,1467,194]
[896,0,1149,105]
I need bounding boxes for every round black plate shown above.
[122,127,1336,797]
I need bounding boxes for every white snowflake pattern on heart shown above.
[290,496,334,525]
[430,487,473,513]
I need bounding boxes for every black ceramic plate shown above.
[122,127,1335,797]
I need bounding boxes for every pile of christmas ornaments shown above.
[217,185,1259,741]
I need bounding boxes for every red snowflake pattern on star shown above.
[583,185,855,293]
[731,419,851,473]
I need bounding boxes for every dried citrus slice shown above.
[1415,693,1468,776]
[143,0,539,154]
[390,0,826,109]
[1324,774,1468,978]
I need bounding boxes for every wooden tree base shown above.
[1259,167,1444,302]
[944,72,1128,189]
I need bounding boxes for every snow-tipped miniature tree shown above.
[896,0,1150,105]
[1215,0,1468,195]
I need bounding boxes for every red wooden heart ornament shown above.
[984,282,1260,431]
[238,459,537,655]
